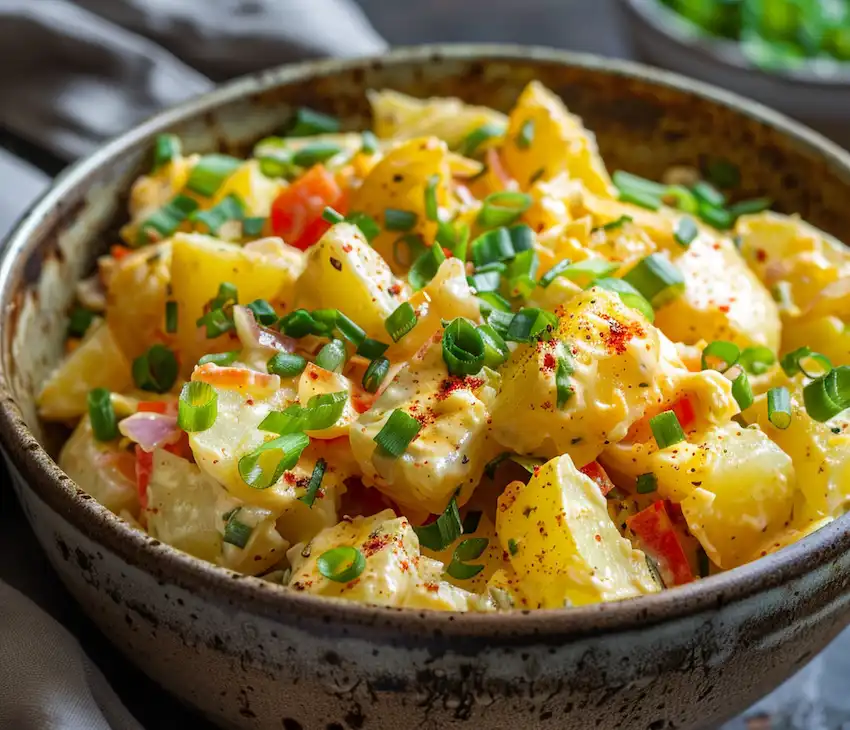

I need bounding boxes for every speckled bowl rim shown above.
[2,43,850,642]
[621,0,850,87]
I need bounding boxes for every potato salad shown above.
[39,82,850,612]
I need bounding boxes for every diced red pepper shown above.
[134,445,153,512]
[579,461,615,496]
[110,244,132,260]
[269,165,346,250]
[671,396,696,430]
[626,500,694,587]
[137,401,173,415]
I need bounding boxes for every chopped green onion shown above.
[315,339,346,373]
[242,216,266,237]
[238,432,310,489]
[516,119,535,149]
[468,271,501,293]
[486,308,515,339]
[692,181,726,208]
[292,142,342,168]
[697,201,734,230]
[592,278,655,322]
[541,258,619,288]
[446,537,488,580]
[442,319,485,376]
[701,340,740,372]
[731,370,754,411]
[475,262,507,275]
[506,248,539,299]
[298,458,327,507]
[507,538,519,556]
[593,215,633,233]
[458,123,505,157]
[152,134,181,171]
[245,299,277,326]
[729,197,772,218]
[385,302,417,342]
[374,409,421,458]
[304,392,348,431]
[462,511,482,535]
[321,206,345,225]
[357,338,388,360]
[612,171,668,198]
[392,234,427,268]
[345,212,380,242]
[360,130,379,155]
[424,175,439,221]
[618,189,661,210]
[408,242,446,291]
[362,356,390,393]
[674,216,699,247]
[636,473,657,494]
[781,346,833,379]
[267,352,307,378]
[209,282,238,310]
[136,194,199,246]
[185,154,242,198]
[164,300,178,333]
[258,155,292,179]
[384,208,418,232]
[132,344,178,393]
[191,194,245,235]
[555,353,574,409]
[650,410,686,449]
[436,219,470,260]
[413,497,463,551]
[331,311,366,347]
[471,228,514,267]
[223,508,253,549]
[739,346,776,375]
[198,351,239,367]
[505,308,558,343]
[662,185,699,214]
[317,546,366,583]
[177,381,218,432]
[622,254,685,308]
[196,308,234,338]
[279,309,329,338]
[87,388,118,441]
[477,192,532,229]
[478,292,512,317]
[477,324,509,369]
[803,366,850,423]
[537,259,571,289]
[287,107,340,137]
[508,224,534,253]
[68,307,96,338]
[767,386,793,429]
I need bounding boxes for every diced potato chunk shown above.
[297,364,358,439]
[496,454,659,608]
[38,321,133,420]
[350,332,500,516]
[293,223,409,340]
[288,509,473,610]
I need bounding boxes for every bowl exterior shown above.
[3,45,850,730]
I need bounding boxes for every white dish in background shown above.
[617,0,850,148]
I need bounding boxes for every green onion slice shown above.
[223,509,253,549]
[317,546,366,583]
[541,258,619,288]
[267,352,307,378]
[613,171,668,198]
[385,302,417,343]
[478,324,509,369]
[592,278,655,322]
[68,307,96,338]
[650,410,686,449]
[458,122,505,157]
[321,206,345,225]
[314,339,346,373]
[363,356,390,393]
[245,299,278,326]
[674,216,699,247]
[468,271,501,293]
[739,346,776,375]
[803,366,850,423]
[298,458,327,507]
[767,386,793,429]
[384,208,418,232]
[408,242,446,291]
[446,537,488,580]
[622,254,685,308]
[165,300,178,333]
[345,212,380,242]
[357,338,388,360]
[505,308,558,343]
[701,340,740,372]
[413,497,463,551]
[442,318,485,376]
[242,216,266,237]
[516,119,535,149]
[132,345,178,393]
[506,248,539,299]
[731,370,754,411]
[238,432,310,489]
[477,192,532,229]
[186,154,242,198]
[692,181,726,208]
[477,292,512,317]
[178,381,218,432]
[698,201,734,230]
[360,130,379,155]
[279,309,330,338]
[618,189,661,211]
[593,215,633,233]
[392,234,427,268]
[191,194,245,235]
[729,197,772,218]
[462,511,482,535]
[196,308,234,339]
[471,228,514,267]
[636,473,658,494]
[287,108,340,137]
[152,134,181,171]
[662,186,699,214]
[374,409,421,458]
[292,142,342,168]
[198,351,239,367]
[260,394,347,435]
[436,219,470,261]
[424,175,439,221]
[136,194,199,246]
[555,352,574,409]
[486,308,514,339]
[87,388,118,441]
[781,346,833,379]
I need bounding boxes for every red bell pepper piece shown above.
[579,461,615,496]
[269,164,346,250]
[626,500,694,587]
[671,396,696,430]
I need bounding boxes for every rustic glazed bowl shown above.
[2,45,850,730]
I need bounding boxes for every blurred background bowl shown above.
[617,0,850,147]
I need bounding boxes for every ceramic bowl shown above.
[616,0,850,148]
[2,45,850,730]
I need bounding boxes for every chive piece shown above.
[650,410,686,449]
[477,192,532,229]
[196,308,234,338]
[475,262,507,274]
[385,208,418,232]
[506,248,539,299]
[68,307,96,338]
[537,260,571,289]
[132,345,178,393]
[541,258,619,288]
[674,216,699,247]
[446,537,488,580]
[293,142,342,168]
[739,346,776,375]
[287,108,340,137]
[152,134,181,171]
[163,300,178,334]
[136,194,199,246]
[209,281,238,310]
[87,388,118,441]
[223,508,253,549]
[385,302,417,343]
[360,130,379,155]
[317,546,366,582]
[478,324,509,369]
[468,271,501,293]
[555,353,574,409]
[478,292,513,317]
[242,217,266,237]
[299,458,327,507]
[516,119,535,150]
[593,215,633,233]
[436,219,470,261]
[663,185,699,213]
[238,432,310,489]
[729,198,772,218]
[279,309,328,338]
[505,308,558,343]
[198,351,239,367]
[442,318,485,377]
[424,175,440,222]
[408,242,446,291]
[177,381,218,432]
[508,224,534,253]
[732,370,754,411]
[322,206,345,225]
[767,386,793,429]
[701,340,740,372]
[622,254,685,308]
[692,181,726,207]
[363,356,390,394]
[374,409,421,458]
[258,154,292,179]
[781,346,833,378]
[612,171,668,198]
[315,339,346,373]
[392,234,427,268]
[507,538,519,556]
[486,309,514,339]
[357,338,389,360]
[191,194,245,235]
[345,212,380,242]
[471,228,514,267]
[413,497,463,551]
[185,154,242,198]
[592,278,655,322]
[803,366,850,423]
[618,189,662,210]
[698,201,734,230]
[636,473,657,494]
[245,299,277,326]
[458,122,505,157]
[267,352,307,378]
